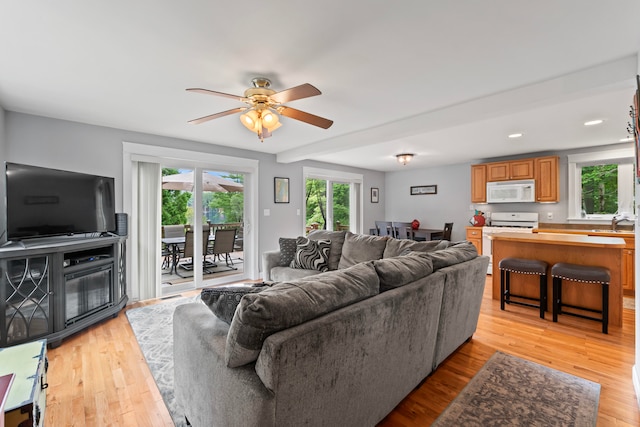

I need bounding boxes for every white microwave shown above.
[486,179,535,203]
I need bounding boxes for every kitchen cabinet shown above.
[466,226,482,253]
[486,159,534,181]
[470,155,559,203]
[535,156,559,202]
[471,164,487,203]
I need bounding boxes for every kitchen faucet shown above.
[611,213,630,231]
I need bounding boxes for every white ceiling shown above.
[1,1,639,172]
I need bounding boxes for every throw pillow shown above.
[290,236,331,272]
[338,231,388,269]
[225,262,380,367]
[200,283,270,324]
[374,252,434,292]
[279,237,298,266]
[307,229,347,270]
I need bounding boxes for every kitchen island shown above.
[489,232,626,327]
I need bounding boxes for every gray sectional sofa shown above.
[173,230,489,427]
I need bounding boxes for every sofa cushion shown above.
[338,231,389,269]
[290,236,331,272]
[270,266,321,282]
[200,283,270,324]
[383,238,450,258]
[225,261,380,368]
[279,237,298,266]
[426,241,478,270]
[374,252,435,292]
[308,229,347,270]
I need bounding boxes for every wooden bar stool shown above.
[499,257,548,319]
[551,263,609,334]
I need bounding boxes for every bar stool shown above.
[499,257,548,319]
[551,263,609,334]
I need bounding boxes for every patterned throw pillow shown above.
[200,284,270,324]
[279,237,298,266]
[290,236,331,272]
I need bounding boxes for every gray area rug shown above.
[433,351,601,426]
[126,295,200,427]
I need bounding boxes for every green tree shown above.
[581,164,618,214]
[306,179,327,229]
[162,168,191,225]
[208,174,244,223]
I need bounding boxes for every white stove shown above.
[482,212,539,273]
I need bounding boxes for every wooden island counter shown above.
[489,232,626,326]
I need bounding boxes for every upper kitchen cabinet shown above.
[470,155,559,203]
[471,164,487,203]
[486,159,534,181]
[534,156,559,202]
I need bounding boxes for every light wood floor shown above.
[44,276,639,426]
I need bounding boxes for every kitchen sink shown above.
[590,229,622,233]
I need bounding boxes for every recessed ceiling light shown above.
[619,136,634,142]
[508,133,523,139]
[584,119,604,126]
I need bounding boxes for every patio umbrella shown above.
[162,171,243,192]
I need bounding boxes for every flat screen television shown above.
[6,162,116,240]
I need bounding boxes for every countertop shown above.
[488,231,626,248]
[533,228,634,238]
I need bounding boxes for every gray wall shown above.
[3,111,386,265]
[385,163,471,242]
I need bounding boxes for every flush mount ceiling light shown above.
[186,77,333,142]
[396,153,414,165]
[508,133,523,139]
[584,119,604,126]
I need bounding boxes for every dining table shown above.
[411,228,444,241]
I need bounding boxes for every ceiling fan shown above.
[186,77,333,142]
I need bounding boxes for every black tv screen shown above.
[6,162,116,240]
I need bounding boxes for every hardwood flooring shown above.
[44,276,639,426]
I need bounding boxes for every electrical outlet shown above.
[547,212,553,220]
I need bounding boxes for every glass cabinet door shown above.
[1,256,51,346]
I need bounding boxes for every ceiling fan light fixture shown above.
[396,153,414,165]
[240,109,260,131]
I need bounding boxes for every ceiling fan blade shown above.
[269,83,322,104]
[279,106,333,129]
[188,107,247,125]
[186,88,248,102]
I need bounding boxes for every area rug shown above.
[126,295,200,427]
[432,351,601,426]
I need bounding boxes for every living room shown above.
[1,1,640,425]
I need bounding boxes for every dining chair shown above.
[443,222,454,241]
[392,221,414,240]
[210,228,238,271]
[375,221,394,237]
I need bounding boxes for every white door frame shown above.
[122,142,259,301]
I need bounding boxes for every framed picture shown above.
[371,187,379,203]
[274,177,290,203]
[410,185,437,195]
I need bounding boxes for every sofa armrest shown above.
[173,303,274,427]
[262,249,281,281]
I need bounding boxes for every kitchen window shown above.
[567,147,635,220]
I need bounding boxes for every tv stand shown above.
[0,235,127,348]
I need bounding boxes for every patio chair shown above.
[209,228,238,271]
[161,225,186,270]
[178,228,214,275]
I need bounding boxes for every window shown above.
[568,148,635,219]
[302,167,363,234]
